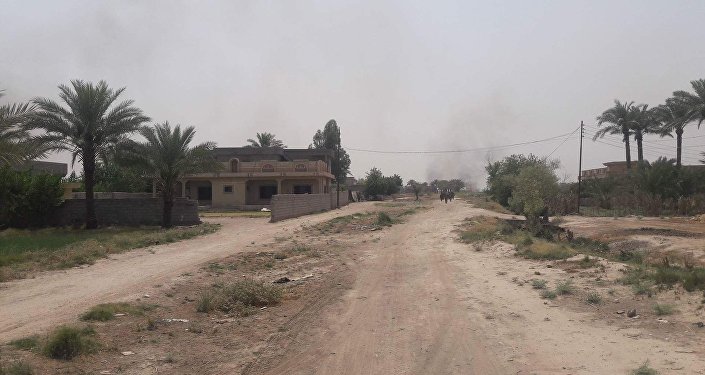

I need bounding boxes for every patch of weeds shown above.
[0,361,33,375]
[43,326,98,360]
[458,216,502,243]
[517,240,574,260]
[586,292,602,305]
[571,237,609,253]
[196,292,216,313]
[630,362,659,375]
[632,282,653,297]
[376,212,394,226]
[197,280,282,316]
[531,279,548,289]
[653,303,675,316]
[292,245,311,253]
[540,290,557,299]
[653,266,705,292]
[578,255,598,269]
[9,336,39,351]
[80,302,144,322]
[555,280,575,295]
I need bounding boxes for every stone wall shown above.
[270,192,351,222]
[52,198,200,227]
[330,190,350,208]
[269,194,328,222]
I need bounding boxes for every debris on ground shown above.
[627,309,638,318]
[162,318,189,323]
[273,277,291,284]
[121,351,135,356]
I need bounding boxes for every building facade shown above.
[581,161,630,180]
[180,147,335,209]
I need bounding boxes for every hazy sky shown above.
[2,0,704,187]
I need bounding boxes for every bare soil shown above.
[2,199,705,374]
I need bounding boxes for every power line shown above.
[347,128,579,154]
[548,125,581,157]
[583,129,704,158]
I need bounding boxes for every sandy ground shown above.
[0,203,372,342]
[247,201,705,374]
[3,199,705,374]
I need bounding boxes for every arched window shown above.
[295,163,307,172]
[262,164,275,172]
[230,159,239,172]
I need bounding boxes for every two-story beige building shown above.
[179,147,335,209]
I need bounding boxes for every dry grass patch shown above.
[197,280,282,316]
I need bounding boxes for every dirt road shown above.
[3,200,704,374]
[251,200,704,374]
[0,204,372,342]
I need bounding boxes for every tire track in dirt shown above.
[249,201,509,374]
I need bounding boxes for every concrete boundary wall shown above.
[51,198,200,227]
[330,190,350,208]
[271,193,352,222]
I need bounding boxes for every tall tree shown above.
[119,122,218,227]
[671,79,705,163]
[26,80,149,229]
[654,100,690,167]
[310,119,351,184]
[246,132,285,148]
[594,100,636,169]
[0,90,45,165]
[630,104,663,163]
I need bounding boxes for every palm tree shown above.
[0,90,44,165]
[246,132,285,148]
[26,80,149,229]
[672,79,705,164]
[594,100,636,169]
[119,122,218,227]
[629,104,663,164]
[653,100,690,167]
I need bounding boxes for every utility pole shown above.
[336,143,341,209]
[577,121,584,215]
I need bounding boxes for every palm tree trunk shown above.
[83,150,98,229]
[676,128,683,167]
[636,135,644,163]
[623,131,632,169]
[162,189,174,228]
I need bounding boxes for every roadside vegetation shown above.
[197,280,282,316]
[0,223,219,281]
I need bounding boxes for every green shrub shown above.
[531,279,548,289]
[80,302,140,321]
[555,280,575,295]
[9,336,39,351]
[586,292,602,304]
[540,290,557,299]
[653,303,675,316]
[630,362,658,375]
[43,326,98,360]
[376,212,393,226]
[196,292,216,313]
[0,167,63,228]
[0,361,33,375]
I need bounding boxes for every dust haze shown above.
[2,1,704,186]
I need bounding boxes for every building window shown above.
[295,163,307,172]
[230,159,239,172]
[262,164,274,172]
[223,185,233,194]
